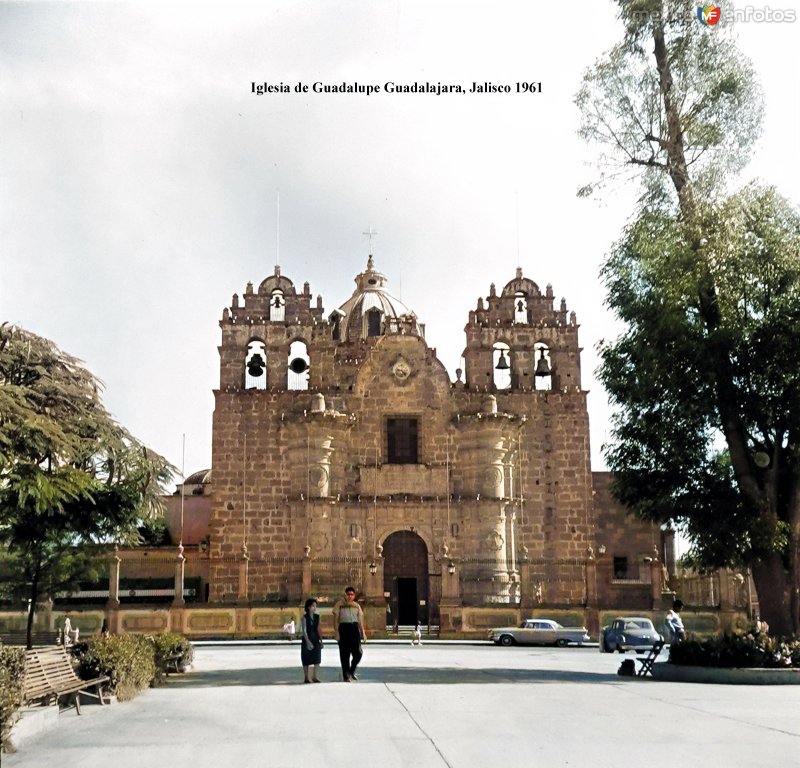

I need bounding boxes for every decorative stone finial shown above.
[367,255,374,270]
[516,267,523,279]
[455,368,463,382]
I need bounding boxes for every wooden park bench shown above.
[636,639,665,677]
[24,646,109,714]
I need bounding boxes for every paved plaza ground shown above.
[6,642,800,767]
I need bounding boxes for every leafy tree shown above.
[576,0,762,212]
[577,1,800,633]
[0,324,173,647]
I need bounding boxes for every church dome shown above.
[333,257,424,342]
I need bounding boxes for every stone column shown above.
[106,546,121,634]
[507,508,520,602]
[519,552,534,611]
[585,547,597,608]
[172,545,185,607]
[308,434,334,498]
[302,545,312,597]
[663,527,677,582]
[486,505,510,603]
[238,546,250,603]
[483,438,507,499]
[456,408,513,503]
[107,546,121,609]
[650,546,662,610]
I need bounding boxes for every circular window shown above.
[368,278,377,285]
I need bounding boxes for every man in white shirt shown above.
[665,599,686,643]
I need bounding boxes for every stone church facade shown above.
[205,256,668,633]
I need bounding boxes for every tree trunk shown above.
[26,563,41,650]
[750,553,795,636]
[650,8,694,221]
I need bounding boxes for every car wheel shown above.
[601,636,613,653]
[617,645,625,653]
[499,635,514,647]
[555,639,569,648]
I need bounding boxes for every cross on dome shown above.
[362,225,378,257]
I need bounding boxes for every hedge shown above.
[0,646,26,752]
[669,629,800,668]
[78,634,157,701]
[150,631,194,681]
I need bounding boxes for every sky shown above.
[2,0,799,490]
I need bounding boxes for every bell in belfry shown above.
[289,357,308,374]
[247,353,265,377]
[534,348,551,377]
[495,350,510,370]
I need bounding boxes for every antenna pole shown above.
[276,188,280,267]
[179,433,185,548]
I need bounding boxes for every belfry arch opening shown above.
[534,342,552,391]
[514,291,527,324]
[287,340,310,390]
[244,340,267,390]
[382,531,429,626]
[492,342,512,390]
[270,289,285,321]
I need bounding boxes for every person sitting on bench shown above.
[665,599,686,644]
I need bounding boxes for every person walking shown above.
[411,620,422,646]
[333,586,367,682]
[301,598,323,683]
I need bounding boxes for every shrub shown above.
[669,628,800,669]
[149,632,194,680]
[0,646,26,752]
[78,634,156,701]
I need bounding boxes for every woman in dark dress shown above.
[301,598,323,683]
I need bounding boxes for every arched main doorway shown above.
[383,531,429,626]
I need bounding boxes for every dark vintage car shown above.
[599,617,663,653]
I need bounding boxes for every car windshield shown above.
[624,620,654,630]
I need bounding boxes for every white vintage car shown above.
[488,619,592,647]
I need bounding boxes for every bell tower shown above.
[462,267,582,393]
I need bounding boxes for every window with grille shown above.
[387,417,419,464]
